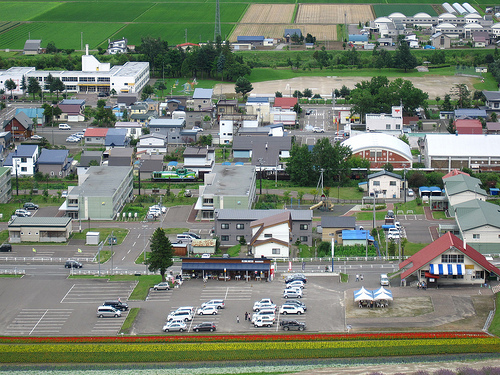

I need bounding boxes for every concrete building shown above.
[183,146,215,175]
[365,106,403,134]
[233,135,291,168]
[219,120,234,145]
[59,166,133,220]
[195,165,256,220]
[114,122,143,139]
[0,166,12,204]
[37,149,73,178]
[367,170,404,199]
[8,217,72,243]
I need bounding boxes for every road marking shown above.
[29,310,48,335]
[132,242,136,247]
[60,284,76,303]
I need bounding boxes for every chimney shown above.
[85,44,89,55]
[463,238,467,249]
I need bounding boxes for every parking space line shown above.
[60,284,76,303]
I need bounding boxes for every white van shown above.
[380,274,390,286]
[59,123,71,130]
[176,234,193,244]
[96,305,121,318]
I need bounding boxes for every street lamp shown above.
[137,161,143,196]
[403,165,407,204]
[258,158,263,195]
[142,225,148,274]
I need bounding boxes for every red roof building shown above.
[454,119,483,134]
[442,169,470,179]
[274,97,297,110]
[399,232,500,286]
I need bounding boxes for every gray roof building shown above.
[79,151,103,167]
[8,216,72,243]
[233,135,291,166]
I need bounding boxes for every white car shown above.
[59,123,71,130]
[201,299,225,309]
[150,205,167,214]
[167,310,193,322]
[283,288,303,299]
[162,321,187,332]
[253,302,277,312]
[66,136,80,143]
[197,305,218,315]
[286,280,305,289]
[192,126,203,132]
[279,304,305,315]
[30,135,43,140]
[153,282,170,290]
[253,316,275,327]
[175,306,195,315]
[387,228,400,240]
[251,310,276,323]
[312,127,324,133]
[14,209,31,217]
[408,189,414,197]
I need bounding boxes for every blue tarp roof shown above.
[168,161,178,166]
[342,230,374,241]
[237,36,265,42]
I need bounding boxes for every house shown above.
[250,211,291,259]
[454,108,487,119]
[367,170,403,199]
[195,165,257,219]
[0,131,13,153]
[183,146,215,176]
[216,99,239,116]
[105,128,129,148]
[430,32,451,49]
[232,135,291,167]
[487,122,500,134]
[37,149,73,178]
[473,34,487,47]
[59,166,133,220]
[117,95,138,107]
[320,216,356,244]
[273,97,297,111]
[219,120,234,145]
[4,145,39,176]
[342,133,412,169]
[399,232,500,285]
[114,122,142,139]
[215,209,312,247]
[483,91,500,111]
[284,29,302,43]
[162,97,187,114]
[147,118,185,144]
[454,119,483,134]
[15,108,45,127]
[107,37,128,55]
[0,167,12,204]
[8,217,72,243]
[238,124,285,137]
[2,111,33,140]
[342,230,374,246]
[107,148,133,167]
[236,36,265,46]
[348,34,369,46]
[137,133,167,155]
[136,154,163,174]
[23,40,42,55]
[129,103,150,125]
[365,106,403,134]
[422,134,500,172]
[77,151,103,175]
[192,88,213,111]
[84,128,108,146]
[56,99,85,122]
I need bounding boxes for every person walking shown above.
[244,312,248,321]
[236,315,240,323]
[355,274,359,282]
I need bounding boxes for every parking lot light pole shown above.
[143,225,148,274]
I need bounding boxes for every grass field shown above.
[136,3,247,23]
[0,2,60,21]
[373,4,438,17]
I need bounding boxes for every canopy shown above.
[354,287,374,302]
[419,186,430,193]
[429,263,464,276]
[354,286,371,298]
[373,287,393,301]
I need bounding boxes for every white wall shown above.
[220,120,234,144]
[369,175,402,198]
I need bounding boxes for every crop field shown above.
[136,3,247,23]
[296,4,374,24]
[240,4,295,24]
[373,4,438,17]
[0,2,60,21]
[230,23,337,42]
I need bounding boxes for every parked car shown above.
[167,310,193,322]
[285,280,305,289]
[103,300,128,311]
[192,126,203,132]
[283,288,303,299]
[280,319,306,331]
[197,305,218,315]
[59,123,71,130]
[380,273,390,286]
[251,310,276,323]
[66,136,80,143]
[285,274,307,284]
[282,299,307,311]
[253,302,277,312]
[14,209,31,217]
[306,110,313,115]
[163,321,187,332]
[253,298,273,309]
[65,260,83,268]
[253,316,275,327]
[97,92,108,97]
[30,135,43,140]
[0,244,12,252]
[201,299,225,309]
[279,304,305,315]
[408,189,414,197]
[184,189,192,197]
[153,282,170,290]
[387,228,400,240]
[175,306,195,315]
[312,127,324,133]
[23,202,39,210]
[182,232,201,240]
[193,322,216,332]
[96,305,121,318]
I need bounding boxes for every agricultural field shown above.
[136,3,247,23]
[240,4,295,24]
[0,2,60,21]
[230,24,337,42]
[296,4,374,24]
[372,4,439,17]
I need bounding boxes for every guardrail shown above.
[0,269,25,275]
[0,257,95,263]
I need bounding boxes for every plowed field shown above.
[230,24,337,42]
[240,4,295,24]
[296,4,374,24]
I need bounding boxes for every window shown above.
[389,181,396,186]
[221,223,229,229]
[300,224,308,230]
[441,254,464,263]
[300,236,308,242]
[21,167,27,172]
[272,248,280,254]
[21,158,27,163]
[386,124,391,130]
[221,235,229,241]
[373,181,380,186]
[264,233,272,238]
[370,151,375,158]
[472,234,480,239]
[396,124,401,130]
[236,224,244,230]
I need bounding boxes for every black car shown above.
[104,300,129,311]
[65,260,83,268]
[193,322,216,332]
[0,244,12,252]
[23,202,39,210]
[280,319,306,331]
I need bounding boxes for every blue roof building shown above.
[454,109,487,119]
[105,128,129,147]
[349,34,369,43]
[37,149,72,177]
[16,108,45,125]
[237,36,265,43]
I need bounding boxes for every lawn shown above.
[70,228,129,246]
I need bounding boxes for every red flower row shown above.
[0,331,489,344]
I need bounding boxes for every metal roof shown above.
[68,166,132,197]
[454,199,500,231]
[342,133,412,161]
[425,134,500,158]
[8,216,71,228]
[444,174,486,196]
[193,88,213,100]
[321,216,356,228]
[38,149,68,165]
[215,209,312,221]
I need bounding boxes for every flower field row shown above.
[0,331,489,344]
[1,337,499,364]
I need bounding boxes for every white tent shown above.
[373,287,393,301]
[354,288,374,302]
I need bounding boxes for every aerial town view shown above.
[0,0,500,373]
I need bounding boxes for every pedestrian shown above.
[236,315,240,323]
[355,274,359,282]
[360,274,364,281]
[244,312,248,321]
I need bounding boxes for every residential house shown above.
[365,106,403,134]
[107,148,133,167]
[367,170,403,199]
[284,29,302,43]
[430,32,451,49]
[250,211,291,259]
[4,145,39,176]
[136,154,163,174]
[320,216,356,244]
[137,133,167,154]
[8,217,72,243]
[487,122,500,134]
[216,99,239,116]
[77,151,102,175]
[219,120,234,144]
[454,119,483,134]
[117,95,138,107]
[16,108,45,127]
[84,128,108,146]
[114,121,142,139]
[0,131,12,154]
[232,135,291,167]
[129,103,150,125]
[483,91,500,111]
[399,232,500,286]
[56,99,85,122]
[183,146,215,176]
[245,97,271,123]
[195,165,257,219]
[59,166,133,220]
[473,34,487,47]
[183,111,207,129]
[342,230,374,246]
[105,128,129,148]
[23,40,42,55]
[454,109,487,119]
[2,111,32,140]
[37,149,73,178]
[161,98,187,114]
[192,88,213,111]
[215,209,312,247]
[147,118,185,144]
[0,166,12,204]
[107,37,128,54]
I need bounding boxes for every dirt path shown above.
[214,75,479,99]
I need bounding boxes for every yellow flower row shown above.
[1,338,498,354]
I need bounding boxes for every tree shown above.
[382,163,394,172]
[46,41,57,54]
[20,76,27,95]
[4,79,16,99]
[393,37,418,72]
[293,103,302,114]
[275,91,282,97]
[142,84,154,100]
[491,112,498,122]
[234,76,253,99]
[27,77,41,100]
[51,78,65,100]
[303,88,313,98]
[42,103,53,124]
[305,33,316,44]
[286,144,314,186]
[145,228,174,282]
[442,94,453,111]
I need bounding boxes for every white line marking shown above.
[29,310,49,335]
[60,284,76,303]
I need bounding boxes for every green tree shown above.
[142,84,154,100]
[51,78,65,100]
[393,37,418,72]
[27,77,41,100]
[46,41,57,53]
[145,228,174,282]
[275,91,283,97]
[303,88,313,98]
[4,79,16,99]
[234,76,253,99]
[442,94,453,111]
[382,163,394,172]
[42,103,53,124]
[286,144,314,186]
[491,112,498,122]
[20,76,27,95]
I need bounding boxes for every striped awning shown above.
[429,264,464,276]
